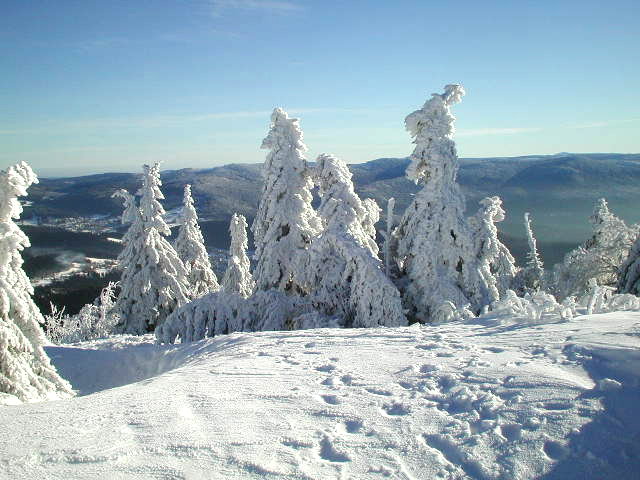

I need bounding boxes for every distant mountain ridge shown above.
[25,153,640,265]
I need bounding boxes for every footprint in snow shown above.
[543,440,570,460]
[500,423,522,441]
[320,394,341,405]
[364,387,393,396]
[319,436,351,462]
[316,364,337,373]
[344,419,364,433]
[484,346,506,353]
[382,402,411,416]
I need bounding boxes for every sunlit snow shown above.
[1,312,638,479]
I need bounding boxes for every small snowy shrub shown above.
[477,290,573,325]
[155,290,326,344]
[45,282,120,344]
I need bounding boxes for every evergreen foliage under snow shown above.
[221,213,254,298]
[394,85,488,321]
[521,212,545,292]
[112,164,189,334]
[618,232,640,295]
[0,162,74,404]
[300,154,406,328]
[466,196,519,307]
[175,184,220,299]
[251,108,321,294]
[552,199,639,299]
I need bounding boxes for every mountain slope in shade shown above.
[24,153,640,264]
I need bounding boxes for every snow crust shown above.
[2,312,639,479]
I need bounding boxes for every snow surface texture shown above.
[2,312,639,479]
[251,108,321,293]
[175,184,220,299]
[0,162,73,404]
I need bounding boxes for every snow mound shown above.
[1,312,639,479]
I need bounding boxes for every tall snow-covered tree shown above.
[113,164,189,334]
[222,213,254,298]
[0,162,73,404]
[382,197,396,277]
[618,232,640,295]
[467,196,518,306]
[301,154,406,328]
[522,212,544,292]
[175,184,219,299]
[251,108,321,293]
[393,84,474,322]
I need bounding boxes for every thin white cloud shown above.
[568,118,640,129]
[457,127,542,137]
[0,107,377,136]
[210,0,303,16]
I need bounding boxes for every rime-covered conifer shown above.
[222,213,254,298]
[0,162,73,404]
[618,233,640,295]
[382,197,396,277]
[522,212,545,292]
[467,196,518,306]
[394,85,474,321]
[251,108,321,293]
[175,184,219,298]
[301,154,405,328]
[551,199,638,299]
[113,164,189,334]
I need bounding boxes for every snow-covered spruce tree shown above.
[617,232,640,295]
[0,162,73,403]
[222,213,254,298]
[175,184,219,299]
[521,212,545,292]
[551,199,638,299]
[300,153,406,328]
[394,84,477,322]
[382,197,396,277]
[113,164,189,334]
[251,108,321,293]
[467,196,518,307]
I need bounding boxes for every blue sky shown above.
[1,0,638,176]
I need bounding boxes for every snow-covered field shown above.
[1,313,639,479]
